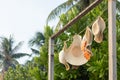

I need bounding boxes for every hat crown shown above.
[72,34,81,46]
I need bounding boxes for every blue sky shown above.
[0,0,66,64]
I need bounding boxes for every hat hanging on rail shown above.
[92,16,106,43]
[81,26,93,57]
[59,16,105,70]
[59,33,93,70]
[59,41,70,71]
[82,26,93,46]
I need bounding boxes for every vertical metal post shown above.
[48,38,54,80]
[108,0,116,80]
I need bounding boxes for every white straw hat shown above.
[92,16,106,43]
[59,42,70,70]
[82,27,93,45]
[64,34,91,66]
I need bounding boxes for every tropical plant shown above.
[24,25,53,80]
[0,35,30,72]
[29,32,45,48]
[38,25,53,70]
[4,56,48,80]
[3,0,120,80]
[46,0,96,24]
[4,65,35,80]
[28,32,45,55]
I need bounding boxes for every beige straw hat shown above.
[59,42,70,71]
[82,27,93,46]
[64,34,91,66]
[92,16,106,43]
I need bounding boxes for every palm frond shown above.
[11,53,30,59]
[0,37,10,54]
[28,32,45,47]
[117,0,120,12]
[55,2,83,29]
[31,48,40,55]
[0,54,5,60]
[0,62,3,69]
[46,0,74,24]
[11,59,19,65]
[55,3,79,29]
[54,0,95,29]
[8,35,14,52]
[12,41,24,53]
[0,36,14,55]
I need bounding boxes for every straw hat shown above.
[59,42,70,70]
[92,16,106,43]
[81,27,93,56]
[65,34,91,66]
[82,27,93,46]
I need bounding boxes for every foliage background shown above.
[3,0,120,80]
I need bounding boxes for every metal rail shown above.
[51,0,103,39]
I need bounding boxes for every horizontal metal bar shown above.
[51,0,103,39]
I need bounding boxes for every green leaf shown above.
[11,53,30,59]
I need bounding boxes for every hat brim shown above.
[92,16,106,43]
[92,19,100,35]
[65,51,88,66]
[83,27,93,45]
[94,32,103,43]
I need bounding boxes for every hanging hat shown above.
[92,16,106,43]
[81,39,92,61]
[59,42,70,71]
[81,27,93,56]
[82,27,93,46]
[65,34,91,66]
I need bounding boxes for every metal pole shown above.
[48,38,54,80]
[108,0,116,80]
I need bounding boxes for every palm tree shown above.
[46,0,95,24]
[28,32,45,55]
[29,32,45,47]
[46,0,120,25]
[0,35,30,72]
